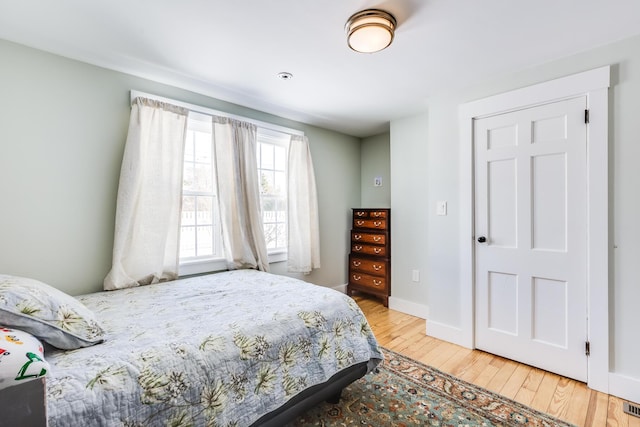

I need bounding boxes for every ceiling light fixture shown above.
[346,9,397,53]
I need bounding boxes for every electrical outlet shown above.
[374,176,383,187]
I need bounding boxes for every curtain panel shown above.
[287,135,321,274]
[104,97,189,290]
[212,116,270,272]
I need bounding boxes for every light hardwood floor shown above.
[354,294,639,427]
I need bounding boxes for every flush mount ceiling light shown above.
[346,9,397,53]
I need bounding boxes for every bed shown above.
[29,269,383,426]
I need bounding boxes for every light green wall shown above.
[0,39,361,295]
[360,132,390,208]
[390,33,640,381]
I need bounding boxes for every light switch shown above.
[436,201,447,216]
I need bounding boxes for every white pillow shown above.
[0,327,49,390]
[0,275,105,349]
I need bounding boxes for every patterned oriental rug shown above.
[292,348,575,427]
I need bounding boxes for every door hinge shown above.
[585,341,591,356]
[585,109,590,124]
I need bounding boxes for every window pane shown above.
[276,224,287,249]
[194,131,211,163]
[274,171,285,196]
[261,143,274,169]
[196,196,213,226]
[264,223,276,249]
[183,163,195,191]
[180,226,196,258]
[276,198,287,222]
[182,196,196,226]
[260,171,274,195]
[184,132,195,161]
[274,145,286,171]
[196,225,213,256]
[194,163,213,192]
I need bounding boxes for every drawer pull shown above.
[373,221,382,227]
[373,264,382,271]
[354,234,362,241]
[353,275,362,281]
[373,236,382,242]
[352,261,361,267]
[373,279,382,286]
[374,248,382,254]
[356,211,366,217]
[356,220,365,226]
[372,212,383,217]
[354,245,363,251]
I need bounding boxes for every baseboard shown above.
[333,283,347,294]
[426,319,473,349]
[609,372,640,404]
[388,297,428,319]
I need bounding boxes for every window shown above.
[257,129,290,254]
[179,116,291,273]
[179,114,223,263]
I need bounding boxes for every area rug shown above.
[292,347,575,427]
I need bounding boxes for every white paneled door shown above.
[474,97,588,382]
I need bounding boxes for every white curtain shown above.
[104,97,189,290]
[212,116,269,272]
[287,135,321,273]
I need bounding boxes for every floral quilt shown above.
[45,270,382,426]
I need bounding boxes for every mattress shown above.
[45,270,382,426]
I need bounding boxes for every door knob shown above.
[477,236,487,243]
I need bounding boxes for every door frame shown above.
[458,66,610,393]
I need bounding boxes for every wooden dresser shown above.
[347,208,390,306]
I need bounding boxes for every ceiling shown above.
[1,1,640,137]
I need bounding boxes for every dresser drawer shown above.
[353,218,388,230]
[353,209,389,220]
[351,231,386,245]
[349,256,387,276]
[351,243,388,257]
[349,272,388,292]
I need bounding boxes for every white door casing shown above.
[474,97,587,381]
[456,66,610,393]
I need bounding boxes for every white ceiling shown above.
[2,1,640,137]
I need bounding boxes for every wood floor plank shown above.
[529,372,560,414]
[565,382,591,426]
[353,295,632,427]
[584,390,609,427]
[607,396,629,427]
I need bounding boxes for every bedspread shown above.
[45,270,382,426]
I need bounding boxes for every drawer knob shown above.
[353,275,361,281]
[374,248,382,254]
[352,261,361,267]
[373,221,382,227]
[373,264,382,271]
[354,234,362,240]
[373,280,382,286]
[354,245,363,251]
[373,236,382,242]
[356,212,366,217]
[356,220,365,226]
[372,212,382,217]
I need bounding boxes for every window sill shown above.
[179,252,288,276]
